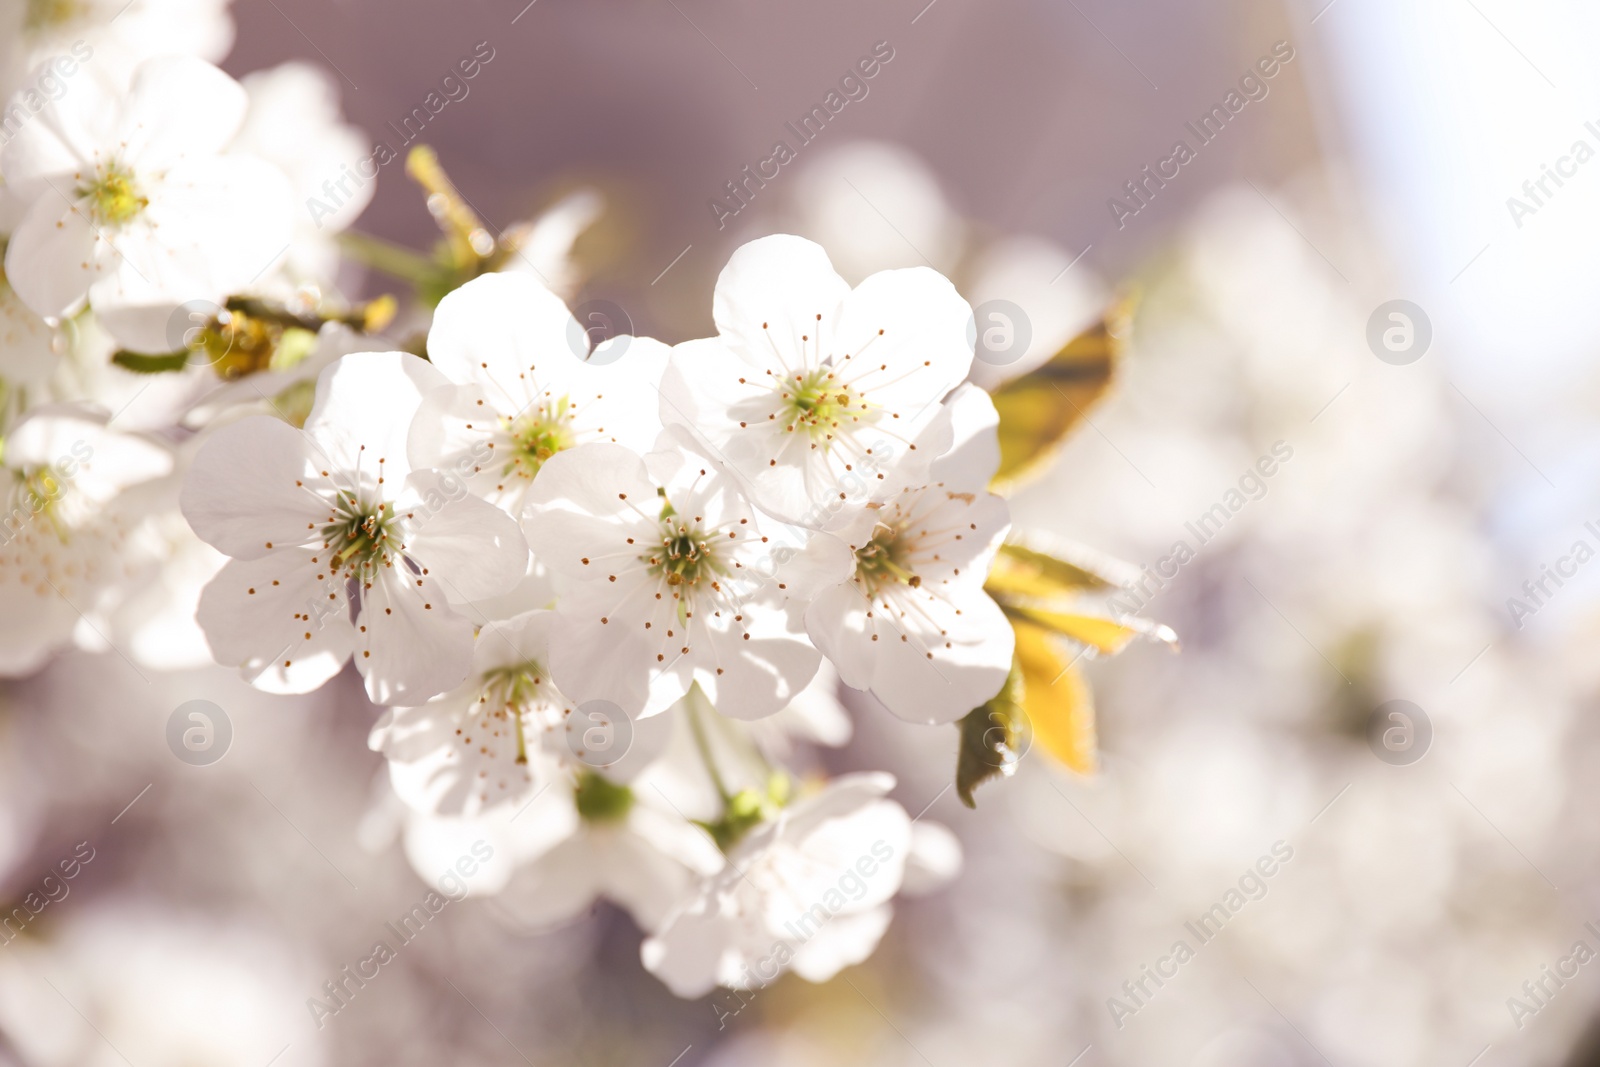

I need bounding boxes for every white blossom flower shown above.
[0,262,59,391]
[408,270,670,514]
[658,234,974,526]
[803,384,1013,723]
[494,187,603,299]
[494,761,723,933]
[394,726,721,932]
[371,609,674,818]
[232,60,371,286]
[523,435,850,720]
[744,659,852,761]
[180,351,528,704]
[640,772,912,996]
[2,56,292,353]
[0,0,233,94]
[0,404,170,674]
[0,905,322,1067]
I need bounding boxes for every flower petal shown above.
[180,416,325,560]
[711,234,849,369]
[355,569,475,705]
[118,56,248,168]
[425,271,577,404]
[396,469,528,603]
[195,551,354,694]
[304,351,449,483]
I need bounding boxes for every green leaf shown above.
[954,659,1028,809]
[111,349,190,374]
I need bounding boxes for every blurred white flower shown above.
[2,56,292,352]
[641,771,911,996]
[0,0,233,94]
[659,234,974,527]
[180,352,528,703]
[495,187,604,299]
[0,904,321,1067]
[744,659,853,760]
[408,271,669,514]
[962,234,1107,392]
[0,404,169,674]
[790,141,963,281]
[233,60,372,286]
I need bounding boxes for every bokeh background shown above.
[6,1,1600,1064]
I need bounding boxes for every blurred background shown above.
[6,0,1600,1064]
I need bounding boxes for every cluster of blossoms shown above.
[188,235,1011,993]
[0,1,1141,1001]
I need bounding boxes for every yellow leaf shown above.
[987,537,1139,601]
[1005,604,1143,655]
[1013,622,1096,775]
[990,296,1133,489]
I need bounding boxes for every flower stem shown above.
[685,685,734,805]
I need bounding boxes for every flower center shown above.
[854,522,919,597]
[499,400,575,481]
[79,163,147,227]
[778,367,867,440]
[25,0,79,31]
[573,769,634,823]
[8,467,71,542]
[322,498,395,578]
[646,519,722,589]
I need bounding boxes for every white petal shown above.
[804,579,876,691]
[3,192,102,320]
[868,581,1014,724]
[395,470,528,603]
[117,56,247,168]
[304,351,449,483]
[693,598,820,721]
[900,821,964,896]
[195,551,354,694]
[426,271,578,398]
[833,265,973,416]
[499,835,603,926]
[180,415,325,560]
[711,234,849,368]
[5,408,171,499]
[787,905,894,983]
[927,382,1001,489]
[355,569,475,705]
